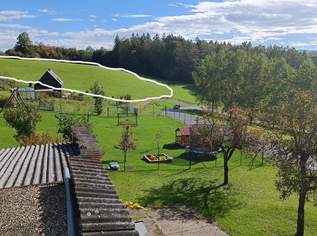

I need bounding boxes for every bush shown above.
[19,133,65,145]
[3,105,41,138]
[90,81,105,115]
[0,97,7,109]
[55,113,91,140]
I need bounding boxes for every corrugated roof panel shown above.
[22,145,39,186]
[54,144,63,183]
[48,144,56,183]
[33,144,44,185]
[0,144,73,189]
[60,145,69,175]
[41,144,49,184]
[0,148,10,162]
[0,147,25,188]
[0,148,8,158]
[6,145,33,188]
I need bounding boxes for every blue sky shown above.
[1,0,317,51]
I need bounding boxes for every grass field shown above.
[0,58,171,99]
[145,75,198,104]
[0,110,316,235]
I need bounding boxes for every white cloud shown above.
[113,14,151,18]
[0,30,19,50]
[38,9,56,15]
[0,10,35,21]
[51,18,81,23]
[2,1,317,50]
[0,23,31,29]
[168,3,193,8]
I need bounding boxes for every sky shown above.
[1,0,317,51]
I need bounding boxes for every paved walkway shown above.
[161,109,203,125]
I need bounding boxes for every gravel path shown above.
[0,184,67,236]
[129,206,228,236]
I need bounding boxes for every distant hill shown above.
[0,58,170,100]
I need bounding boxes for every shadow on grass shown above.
[177,152,217,163]
[162,143,184,150]
[139,177,239,220]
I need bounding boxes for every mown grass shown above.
[0,58,170,99]
[144,75,198,104]
[0,110,316,235]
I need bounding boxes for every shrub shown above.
[19,133,65,145]
[90,81,105,115]
[55,113,91,140]
[3,104,41,138]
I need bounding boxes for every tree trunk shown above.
[296,186,307,236]
[223,153,229,185]
[123,151,127,172]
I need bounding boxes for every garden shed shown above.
[17,87,36,100]
[175,127,191,146]
[34,68,64,91]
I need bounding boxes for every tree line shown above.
[5,32,312,85]
[193,44,317,236]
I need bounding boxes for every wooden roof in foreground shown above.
[0,143,77,189]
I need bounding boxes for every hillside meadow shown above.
[0,58,172,100]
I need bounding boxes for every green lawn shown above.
[0,58,170,99]
[0,58,199,104]
[145,76,198,104]
[0,110,316,235]
[166,82,197,104]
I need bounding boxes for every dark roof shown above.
[45,69,64,86]
[0,144,76,189]
[70,127,139,236]
[176,127,190,136]
[35,69,64,91]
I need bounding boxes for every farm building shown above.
[175,127,191,146]
[34,68,64,91]
[0,127,139,236]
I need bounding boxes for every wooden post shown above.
[189,152,192,169]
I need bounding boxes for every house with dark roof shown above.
[34,69,64,91]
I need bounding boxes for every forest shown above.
[4,32,313,84]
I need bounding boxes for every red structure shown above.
[175,127,191,146]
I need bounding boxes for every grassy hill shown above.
[0,58,171,99]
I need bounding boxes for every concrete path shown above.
[161,109,203,125]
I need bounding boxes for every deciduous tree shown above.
[90,81,105,115]
[115,125,137,172]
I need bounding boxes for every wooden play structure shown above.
[175,127,190,146]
